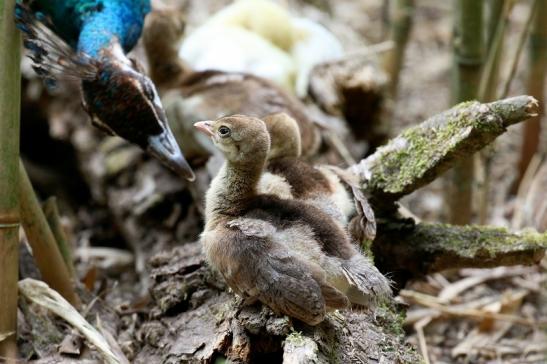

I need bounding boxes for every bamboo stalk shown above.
[477,1,512,224]
[43,197,76,279]
[479,0,510,102]
[499,0,539,99]
[19,161,80,307]
[383,0,415,97]
[446,0,484,225]
[516,0,547,187]
[0,0,21,361]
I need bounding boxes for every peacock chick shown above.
[14,0,195,180]
[142,9,321,162]
[195,115,392,325]
[259,113,355,226]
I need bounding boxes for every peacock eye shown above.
[142,82,155,100]
[218,126,231,138]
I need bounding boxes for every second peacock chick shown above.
[14,0,195,180]
[195,115,392,326]
[259,113,354,226]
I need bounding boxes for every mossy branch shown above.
[351,96,538,211]
[373,220,547,280]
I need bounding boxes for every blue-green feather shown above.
[28,0,150,57]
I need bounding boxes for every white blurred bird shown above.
[179,0,344,97]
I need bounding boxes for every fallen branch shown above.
[374,221,547,280]
[351,96,538,211]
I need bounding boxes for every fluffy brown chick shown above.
[259,113,354,225]
[196,115,392,326]
[142,10,321,161]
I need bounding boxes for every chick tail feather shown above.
[341,255,393,307]
[320,283,349,310]
[14,2,97,89]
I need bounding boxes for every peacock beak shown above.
[193,121,214,137]
[147,128,196,181]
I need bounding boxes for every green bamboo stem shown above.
[479,0,510,102]
[477,0,511,224]
[499,0,539,99]
[486,1,505,54]
[446,0,484,225]
[19,161,80,307]
[0,0,21,361]
[516,0,547,186]
[43,197,76,279]
[383,0,415,97]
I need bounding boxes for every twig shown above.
[414,316,432,364]
[343,41,395,59]
[322,130,356,166]
[512,154,542,229]
[400,289,544,327]
[437,266,537,303]
[0,0,21,360]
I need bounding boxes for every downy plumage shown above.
[196,115,392,326]
[259,113,354,225]
[14,0,195,180]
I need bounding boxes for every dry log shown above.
[135,242,421,363]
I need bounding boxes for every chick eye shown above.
[218,126,231,138]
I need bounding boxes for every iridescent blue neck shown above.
[77,3,148,58]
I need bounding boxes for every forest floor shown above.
[16,0,547,363]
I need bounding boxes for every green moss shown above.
[285,330,307,346]
[367,100,505,195]
[375,301,406,337]
[415,224,547,257]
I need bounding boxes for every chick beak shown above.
[147,128,196,181]
[193,121,215,137]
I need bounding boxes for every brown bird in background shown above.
[195,115,392,325]
[143,10,322,162]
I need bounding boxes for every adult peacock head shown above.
[81,47,195,181]
[15,2,195,181]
